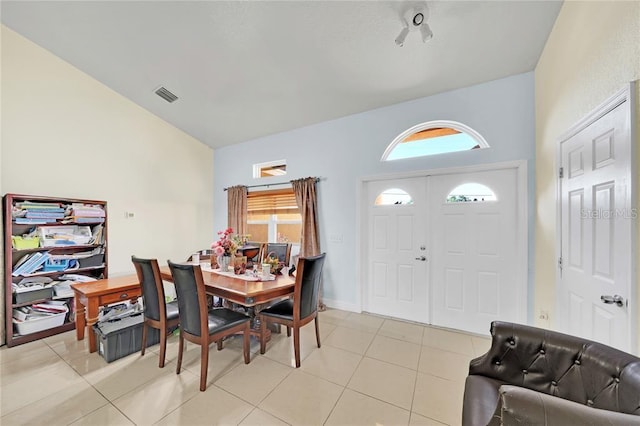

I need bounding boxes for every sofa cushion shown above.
[494,385,640,426]
[462,375,507,426]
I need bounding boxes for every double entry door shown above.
[365,167,524,334]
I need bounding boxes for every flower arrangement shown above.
[211,228,239,257]
[264,251,284,274]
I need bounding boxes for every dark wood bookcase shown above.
[3,194,108,347]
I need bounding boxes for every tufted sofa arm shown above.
[488,385,640,426]
[463,321,640,426]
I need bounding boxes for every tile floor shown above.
[0,309,492,425]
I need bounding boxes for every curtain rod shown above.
[224,177,321,191]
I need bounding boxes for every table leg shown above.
[74,292,86,341]
[87,298,100,353]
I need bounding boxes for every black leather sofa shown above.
[463,321,640,425]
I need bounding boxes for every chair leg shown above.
[217,339,223,351]
[293,327,301,368]
[176,330,184,375]
[314,317,321,348]
[243,322,250,364]
[141,322,148,356]
[159,326,167,368]
[259,315,267,354]
[200,342,209,392]
[287,326,291,337]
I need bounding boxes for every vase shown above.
[217,255,231,271]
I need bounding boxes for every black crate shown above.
[93,313,160,363]
[78,254,104,268]
[13,287,54,304]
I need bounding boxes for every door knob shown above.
[415,256,427,261]
[600,294,625,307]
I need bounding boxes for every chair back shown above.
[265,243,292,266]
[131,256,165,321]
[294,253,326,320]
[167,261,207,337]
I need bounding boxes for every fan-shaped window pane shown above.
[382,121,489,161]
[375,188,413,205]
[446,183,496,203]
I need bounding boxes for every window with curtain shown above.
[247,188,301,243]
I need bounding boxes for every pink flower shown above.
[213,246,225,256]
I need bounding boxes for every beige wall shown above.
[1,25,215,343]
[534,2,640,352]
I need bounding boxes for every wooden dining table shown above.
[73,265,295,353]
[158,265,294,307]
[160,265,295,339]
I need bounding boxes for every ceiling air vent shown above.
[154,86,178,103]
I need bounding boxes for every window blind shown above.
[247,189,299,215]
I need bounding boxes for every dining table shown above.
[159,264,295,339]
[72,264,294,353]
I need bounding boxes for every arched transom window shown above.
[374,188,413,205]
[446,183,496,203]
[382,120,489,161]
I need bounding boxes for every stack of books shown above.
[13,201,66,224]
[67,203,106,224]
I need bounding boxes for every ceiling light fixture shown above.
[395,3,433,47]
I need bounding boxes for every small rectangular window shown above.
[253,160,287,178]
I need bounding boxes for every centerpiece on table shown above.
[211,228,243,272]
[263,251,285,275]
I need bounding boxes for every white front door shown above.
[429,169,523,334]
[558,91,634,352]
[365,177,429,323]
[363,167,526,330]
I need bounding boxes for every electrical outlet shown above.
[539,310,549,321]
[123,211,135,219]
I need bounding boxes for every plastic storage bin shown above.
[42,258,73,272]
[11,236,40,250]
[12,305,68,335]
[13,287,54,304]
[78,254,104,268]
[93,313,160,363]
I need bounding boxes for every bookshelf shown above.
[3,194,108,347]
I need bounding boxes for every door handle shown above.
[415,256,427,261]
[600,294,625,307]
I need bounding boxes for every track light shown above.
[395,27,410,47]
[395,4,433,47]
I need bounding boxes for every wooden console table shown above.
[71,275,141,353]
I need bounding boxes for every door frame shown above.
[555,82,638,353]
[357,160,529,326]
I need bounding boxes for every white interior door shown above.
[365,177,429,323]
[430,169,523,334]
[558,94,633,352]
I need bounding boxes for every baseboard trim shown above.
[322,298,360,313]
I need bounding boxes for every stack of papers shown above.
[12,276,54,293]
[12,252,50,276]
[13,201,65,224]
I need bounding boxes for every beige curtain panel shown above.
[227,185,248,236]
[292,177,325,310]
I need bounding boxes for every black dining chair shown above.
[131,256,180,368]
[259,253,326,367]
[264,242,292,266]
[167,260,251,391]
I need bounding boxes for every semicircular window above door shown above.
[382,120,489,161]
